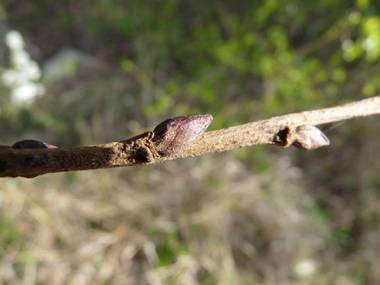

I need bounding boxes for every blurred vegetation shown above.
[0,0,380,284]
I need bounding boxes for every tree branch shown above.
[1,95,379,178]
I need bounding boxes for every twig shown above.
[1,95,379,178]
[172,95,380,159]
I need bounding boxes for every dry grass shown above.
[0,150,339,284]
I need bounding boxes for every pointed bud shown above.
[153,114,213,157]
[293,125,330,150]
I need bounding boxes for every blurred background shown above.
[0,0,380,284]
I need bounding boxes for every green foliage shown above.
[155,233,189,268]
[0,217,21,249]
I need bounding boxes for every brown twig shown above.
[172,95,380,159]
[1,95,380,178]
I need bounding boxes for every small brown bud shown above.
[293,125,330,150]
[153,114,213,157]
[12,140,58,150]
